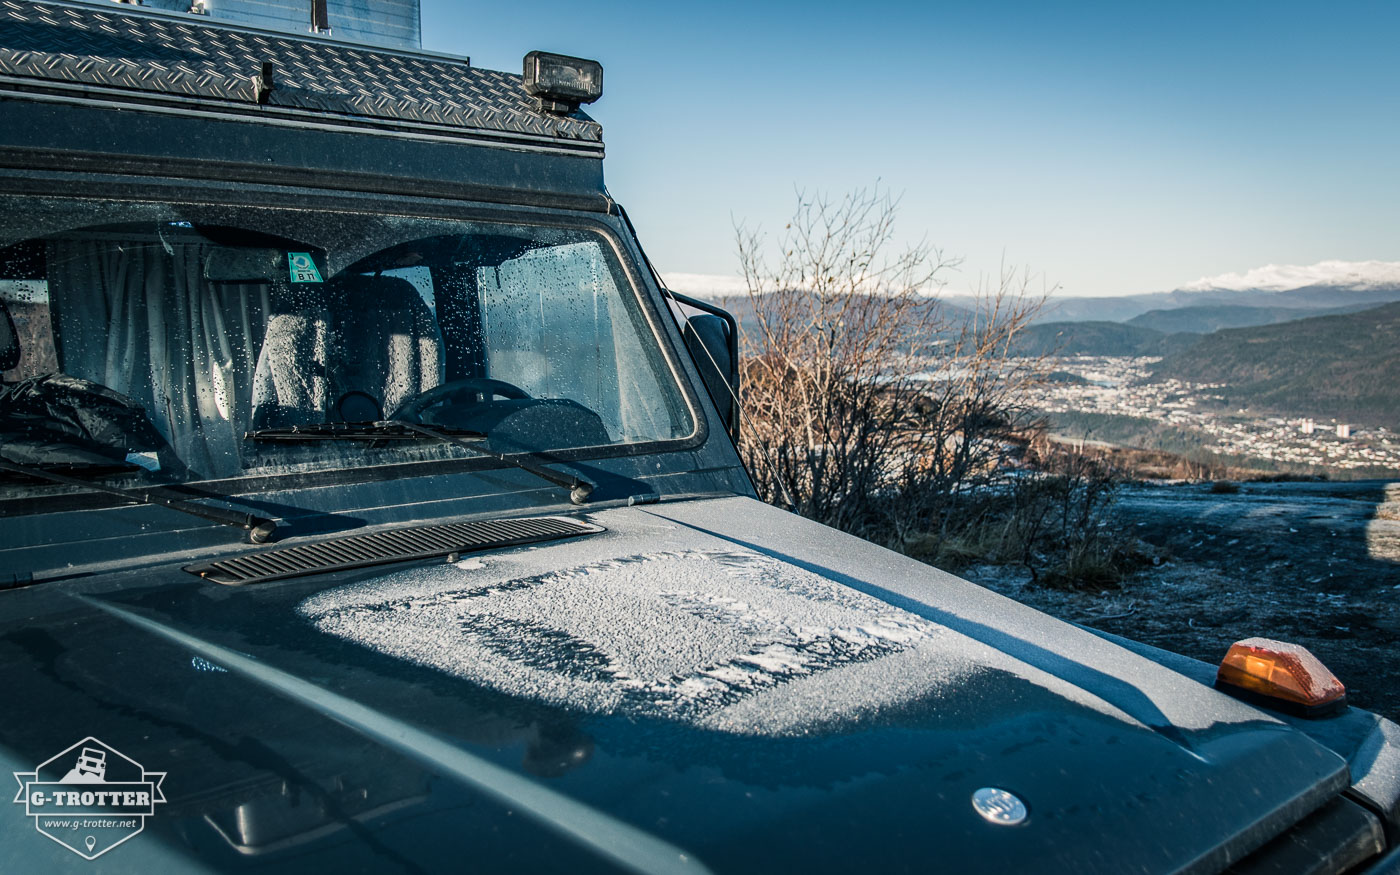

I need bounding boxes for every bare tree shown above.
[733,186,1051,547]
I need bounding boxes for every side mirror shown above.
[682,312,740,441]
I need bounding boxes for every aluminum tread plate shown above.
[0,0,602,143]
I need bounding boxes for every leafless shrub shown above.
[728,186,1149,587]
[733,186,1050,546]
[1027,440,1144,588]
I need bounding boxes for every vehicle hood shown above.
[0,496,1348,873]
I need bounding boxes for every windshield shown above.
[0,195,694,500]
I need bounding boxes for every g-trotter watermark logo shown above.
[12,737,167,860]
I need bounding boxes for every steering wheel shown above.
[392,377,532,421]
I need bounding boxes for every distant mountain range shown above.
[1151,301,1400,430]
[996,260,1400,364]
[1123,302,1384,334]
[1009,321,1199,358]
[1031,260,1400,325]
[1176,260,1400,293]
[1040,286,1400,324]
[665,261,1400,331]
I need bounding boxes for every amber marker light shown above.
[1215,637,1347,718]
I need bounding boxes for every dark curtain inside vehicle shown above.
[46,239,270,478]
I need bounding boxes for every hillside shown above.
[1009,321,1199,357]
[705,291,977,352]
[1125,302,1385,334]
[1039,285,1400,324]
[1152,301,1400,428]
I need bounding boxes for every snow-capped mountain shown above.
[662,262,1400,328]
[1041,260,1400,323]
[660,272,750,299]
[1179,260,1400,293]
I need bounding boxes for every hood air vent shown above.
[186,516,603,586]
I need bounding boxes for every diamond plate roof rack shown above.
[0,0,603,152]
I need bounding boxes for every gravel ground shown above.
[964,479,1400,722]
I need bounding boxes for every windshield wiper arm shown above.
[245,420,595,504]
[245,422,486,442]
[0,458,277,543]
[389,420,594,505]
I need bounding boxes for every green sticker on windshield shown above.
[288,252,323,283]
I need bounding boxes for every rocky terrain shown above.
[965,479,1400,721]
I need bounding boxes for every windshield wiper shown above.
[246,421,595,505]
[394,421,595,505]
[0,458,277,543]
[245,422,486,442]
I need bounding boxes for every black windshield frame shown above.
[0,178,712,517]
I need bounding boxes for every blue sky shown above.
[420,1,1400,297]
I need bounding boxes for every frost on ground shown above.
[964,480,1400,721]
[300,550,976,735]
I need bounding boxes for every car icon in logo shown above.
[62,748,108,783]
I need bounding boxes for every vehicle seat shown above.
[0,298,189,474]
[250,274,443,427]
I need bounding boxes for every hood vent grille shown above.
[185,516,603,585]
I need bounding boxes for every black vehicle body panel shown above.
[0,98,609,213]
[0,498,1371,874]
[0,2,1397,873]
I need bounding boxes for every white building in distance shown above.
[79,0,421,50]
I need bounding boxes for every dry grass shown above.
[904,443,1157,590]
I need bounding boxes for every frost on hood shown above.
[299,550,977,735]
